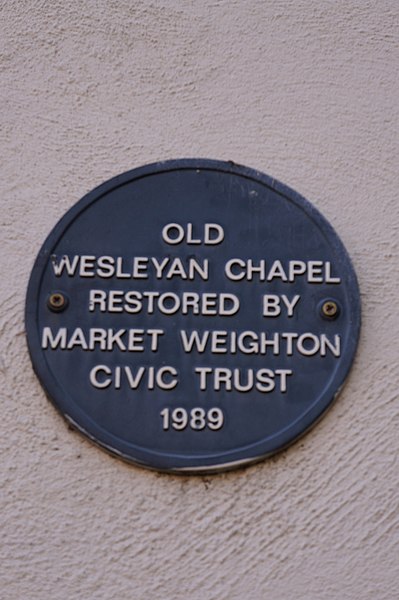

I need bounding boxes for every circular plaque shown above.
[26,160,360,473]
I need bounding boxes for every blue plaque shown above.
[26,160,361,473]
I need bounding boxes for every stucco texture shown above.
[1,1,398,598]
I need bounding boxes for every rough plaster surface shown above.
[1,2,398,598]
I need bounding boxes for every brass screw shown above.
[321,300,339,319]
[48,292,68,312]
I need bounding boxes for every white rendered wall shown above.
[1,2,398,598]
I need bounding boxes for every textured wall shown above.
[1,1,398,598]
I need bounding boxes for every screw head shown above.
[47,292,68,312]
[321,299,339,320]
